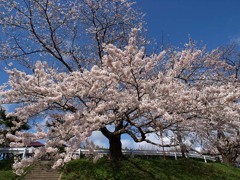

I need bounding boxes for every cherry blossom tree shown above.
[163,41,240,164]
[0,0,146,173]
[219,43,240,80]
[200,44,240,165]
[0,0,239,175]
[0,30,189,173]
[1,29,239,174]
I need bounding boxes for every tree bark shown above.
[177,133,186,158]
[109,134,122,161]
[216,130,239,165]
[221,153,238,165]
[217,147,238,165]
[100,127,123,161]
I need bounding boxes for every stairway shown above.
[24,161,61,180]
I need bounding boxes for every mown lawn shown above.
[62,157,240,180]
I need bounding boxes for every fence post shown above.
[22,148,27,159]
[78,148,81,158]
[219,155,223,163]
[174,152,177,160]
[130,150,134,158]
[203,156,207,163]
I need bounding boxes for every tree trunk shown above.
[216,130,238,165]
[109,134,122,161]
[217,146,238,165]
[177,133,186,158]
[221,153,237,165]
[100,127,122,161]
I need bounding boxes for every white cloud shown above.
[93,140,108,148]
[90,131,108,148]
[121,139,133,149]
[106,124,115,132]
[121,139,159,150]
[88,130,172,150]
[195,146,202,152]
[121,133,171,150]
[229,34,240,44]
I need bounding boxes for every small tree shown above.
[0,107,30,147]
[0,107,30,160]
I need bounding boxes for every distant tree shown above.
[219,43,240,80]
[0,107,30,160]
[0,107,30,147]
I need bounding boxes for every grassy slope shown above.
[0,157,239,180]
[0,159,16,180]
[62,157,240,180]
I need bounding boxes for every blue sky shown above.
[1,0,240,149]
[138,0,240,49]
[1,0,240,85]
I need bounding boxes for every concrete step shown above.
[25,176,59,178]
[24,174,60,179]
[24,161,60,180]
[26,174,59,176]
[25,177,58,180]
[24,172,60,176]
[27,170,59,173]
[25,176,59,179]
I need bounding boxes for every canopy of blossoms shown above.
[0,30,239,174]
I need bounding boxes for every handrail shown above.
[0,147,222,163]
[74,149,221,162]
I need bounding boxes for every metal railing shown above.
[76,149,221,162]
[0,147,221,163]
[0,147,33,159]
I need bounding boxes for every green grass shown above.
[0,157,239,180]
[62,157,240,180]
[0,159,16,180]
[0,158,30,180]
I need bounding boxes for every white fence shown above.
[0,147,221,163]
[0,147,33,159]
[77,149,221,163]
